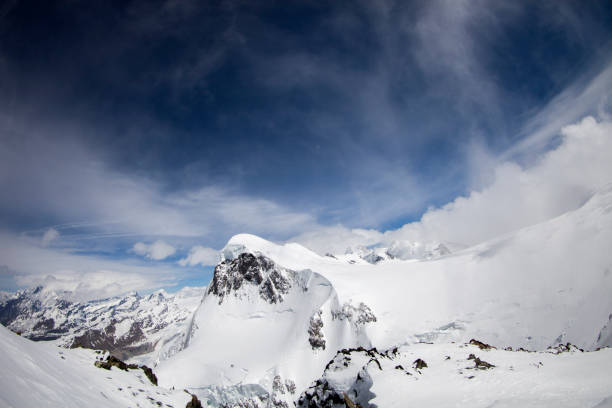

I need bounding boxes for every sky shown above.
[1,0,612,300]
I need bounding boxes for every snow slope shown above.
[156,186,612,406]
[0,324,191,408]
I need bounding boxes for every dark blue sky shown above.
[1,0,612,296]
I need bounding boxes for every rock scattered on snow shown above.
[94,354,158,385]
[469,338,495,350]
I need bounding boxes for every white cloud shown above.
[41,228,59,247]
[178,245,219,267]
[384,116,612,247]
[0,131,317,241]
[291,116,612,254]
[17,271,156,303]
[0,231,183,301]
[502,57,612,161]
[290,226,382,255]
[132,240,176,260]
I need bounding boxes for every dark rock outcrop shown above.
[308,310,326,350]
[94,355,158,385]
[297,378,348,408]
[413,358,428,370]
[70,321,154,360]
[140,365,158,386]
[469,339,495,350]
[208,253,292,304]
[186,394,203,408]
[467,354,495,369]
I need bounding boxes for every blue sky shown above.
[1,0,612,298]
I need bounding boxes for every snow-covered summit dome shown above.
[221,233,337,271]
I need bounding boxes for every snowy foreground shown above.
[301,342,612,408]
[2,186,612,407]
[0,324,191,407]
[2,324,612,408]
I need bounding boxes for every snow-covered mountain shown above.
[0,285,204,364]
[2,186,612,407]
[156,249,378,407]
[328,240,454,265]
[153,186,612,406]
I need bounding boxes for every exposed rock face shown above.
[94,355,158,385]
[547,342,584,354]
[297,347,385,408]
[186,394,203,408]
[71,321,154,360]
[469,339,495,350]
[332,302,377,325]
[208,253,293,304]
[595,313,612,348]
[467,354,495,369]
[297,378,348,408]
[308,310,326,350]
[0,286,204,363]
[413,358,428,370]
[0,287,72,341]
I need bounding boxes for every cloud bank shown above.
[386,116,612,246]
[293,115,612,253]
[0,232,184,301]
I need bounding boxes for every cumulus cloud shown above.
[132,240,176,260]
[41,227,59,247]
[178,245,219,267]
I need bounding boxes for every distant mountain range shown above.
[0,285,204,364]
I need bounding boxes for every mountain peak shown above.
[221,233,331,271]
[208,252,293,304]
